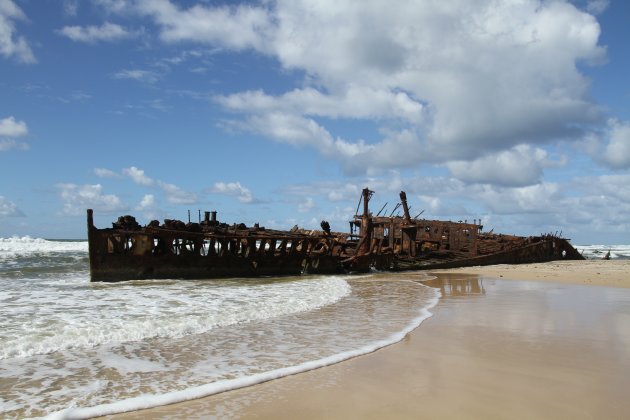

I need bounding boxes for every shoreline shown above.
[109,260,630,419]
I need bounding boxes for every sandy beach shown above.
[430,259,630,288]
[111,260,630,419]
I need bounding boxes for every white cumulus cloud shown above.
[601,119,630,169]
[122,166,154,186]
[0,195,24,217]
[216,86,424,124]
[93,0,622,202]
[119,166,197,204]
[0,0,35,63]
[94,167,120,178]
[0,116,28,137]
[57,183,126,216]
[157,181,197,204]
[136,1,271,50]
[477,182,562,215]
[134,0,605,177]
[209,181,255,203]
[135,194,160,220]
[581,118,630,170]
[58,22,133,43]
[137,194,155,209]
[446,145,553,187]
[0,116,29,151]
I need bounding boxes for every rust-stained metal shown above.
[344,188,584,272]
[87,209,353,282]
[87,188,584,282]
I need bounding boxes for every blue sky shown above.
[1,0,629,244]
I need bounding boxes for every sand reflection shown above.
[109,275,630,420]
[422,274,486,298]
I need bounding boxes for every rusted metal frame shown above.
[267,239,277,256]
[399,191,411,223]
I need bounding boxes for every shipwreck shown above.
[87,188,584,282]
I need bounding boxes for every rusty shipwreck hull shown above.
[344,188,584,272]
[87,210,348,282]
[87,188,584,282]
[390,236,582,271]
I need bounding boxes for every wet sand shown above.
[112,261,630,419]
[429,259,630,288]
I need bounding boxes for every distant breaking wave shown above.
[0,237,87,259]
[576,244,630,260]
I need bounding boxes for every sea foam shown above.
[576,244,630,260]
[0,237,87,259]
[0,276,352,359]
[3,273,439,418]
[45,281,440,420]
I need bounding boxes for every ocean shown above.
[576,244,630,260]
[0,237,440,419]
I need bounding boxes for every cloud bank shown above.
[101,0,608,178]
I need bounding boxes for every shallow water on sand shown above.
[143,275,630,420]
[0,238,438,418]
